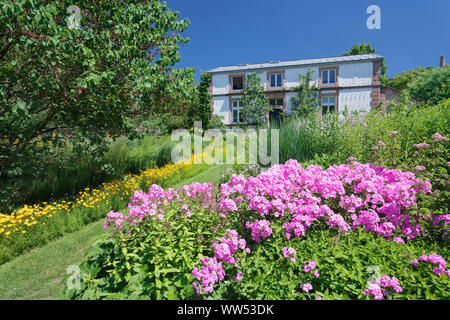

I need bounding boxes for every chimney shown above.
[440,55,445,68]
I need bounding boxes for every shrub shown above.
[407,66,450,104]
[0,161,207,264]
[60,159,449,300]
[278,99,450,168]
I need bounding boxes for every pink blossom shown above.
[431,133,449,143]
[411,253,448,276]
[192,257,225,295]
[246,220,273,243]
[363,275,403,299]
[282,247,297,263]
[302,283,313,292]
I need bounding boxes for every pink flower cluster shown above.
[246,220,273,243]
[103,211,125,229]
[211,229,249,265]
[363,275,403,300]
[192,257,225,295]
[218,159,431,241]
[302,283,313,292]
[432,214,450,226]
[282,247,297,263]
[411,253,449,277]
[218,198,238,217]
[431,133,449,143]
[193,229,249,295]
[303,260,320,278]
[103,182,215,232]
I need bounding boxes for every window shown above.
[321,96,336,115]
[269,73,283,88]
[232,100,244,123]
[231,76,244,90]
[321,69,336,85]
[269,98,284,108]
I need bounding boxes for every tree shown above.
[242,73,270,126]
[289,69,319,118]
[343,43,387,84]
[0,0,193,210]
[186,71,212,130]
[407,66,450,104]
[386,66,433,91]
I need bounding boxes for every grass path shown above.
[0,220,106,300]
[173,163,228,188]
[0,164,226,300]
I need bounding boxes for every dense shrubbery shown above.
[278,98,450,167]
[407,66,450,104]
[0,161,209,264]
[8,135,176,212]
[58,98,450,300]
[60,150,449,299]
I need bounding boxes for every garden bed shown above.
[60,158,449,300]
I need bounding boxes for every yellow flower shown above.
[0,149,214,238]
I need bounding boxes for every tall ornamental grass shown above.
[276,99,450,167]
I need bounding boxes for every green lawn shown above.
[0,220,106,300]
[173,163,229,188]
[0,164,226,300]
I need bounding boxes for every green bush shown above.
[407,66,450,104]
[0,134,175,213]
[59,201,450,300]
[59,198,225,300]
[279,99,450,168]
[232,227,449,300]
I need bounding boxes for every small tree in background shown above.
[242,73,270,126]
[289,69,319,118]
[386,66,433,91]
[407,66,450,104]
[343,43,388,85]
[187,71,212,130]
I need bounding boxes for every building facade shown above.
[207,54,385,126]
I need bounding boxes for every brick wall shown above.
[371,61,382,108]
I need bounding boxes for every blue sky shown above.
[165,0,450,79]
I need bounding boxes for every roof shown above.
[208,53,384,74]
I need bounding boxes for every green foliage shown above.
[407,66,450,104]
[186,71,213,130]
[0,0,194,212]
[60,200,226,300]
[210,114,226,129]
[278,99,450,167]
[386,66,433,91]
[242,73,270,126]
[289,68,319,118]
[233,228,449,300]
[0,134,175,212]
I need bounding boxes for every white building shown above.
[207,53,384,126]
